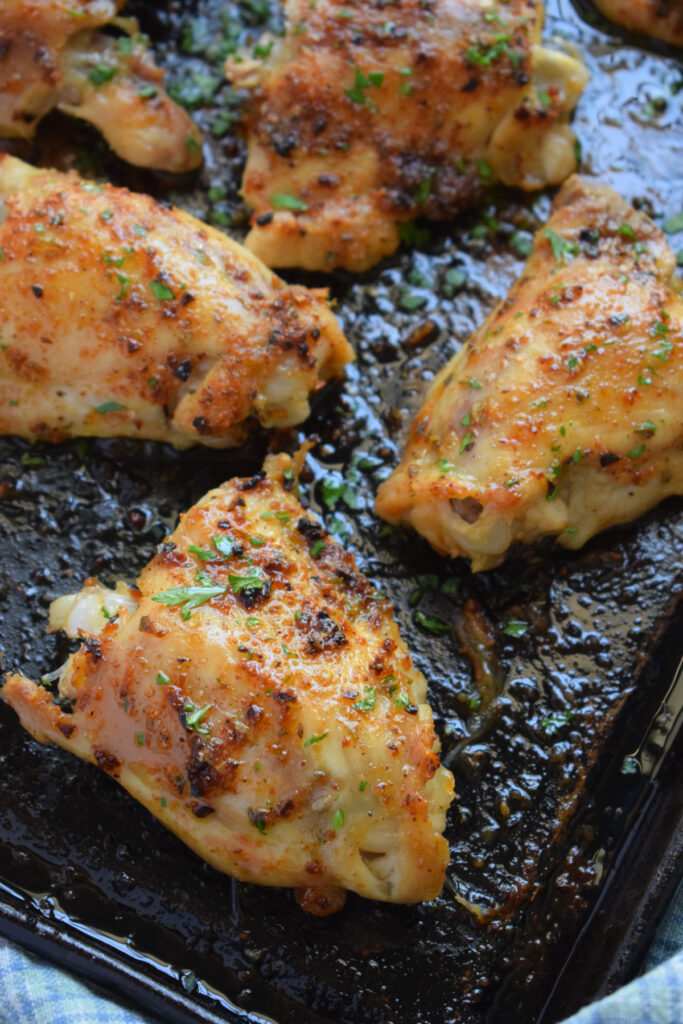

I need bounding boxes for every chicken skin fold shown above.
[227,0,588,272]
[0,156,353,447]
[375,176,683,570]
[3,454,454,912]
[0,0,202,172]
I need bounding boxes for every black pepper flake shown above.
[32,284,43,298]
[256,212,274,227]
[192,803,215,818]
[600,452,621,467]
[192,416,211,435]
[240,471,266,491]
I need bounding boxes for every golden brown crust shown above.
[228,0,588,271]
[593,0,683,45]
[376,175,683,569]
[3,455,454,907]
[0,156,353,446]
[0,0,202,171]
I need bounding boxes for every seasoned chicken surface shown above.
[227,0,588,272]
[375,176,683,571]
[3,455,454,912]
[594,0,683,45]
[0,156,352,447]
[0,0,202,172]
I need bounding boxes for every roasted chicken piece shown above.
[375,176,683,571]
[593,0,683,45]
[0,156,352,447]
[227,0,588,272]
[0,0,202,172]
[3,454,454,911]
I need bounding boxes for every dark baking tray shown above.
[1,1,682,1022]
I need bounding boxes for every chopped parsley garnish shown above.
[540,709,575,736]
[399,290,428,311]
[249,535,266,547]
[414,611,450,635]
[270,193,308,211]
[156,671,170,686]
[246,616,261,627]
[253,40,274,58]
[304,731,328,746]
[468,377,482,389]
[228,571,265,594]
[543,228,579,263]
[627,444,645,459]
[618,222,637,240]
[466,34,517,68]
[248,809,267,833]
[149,280,175,301]
[333,808,345,830]
[95,401,126,413]
[188,544,217,560]
[344,67,384,110]
[354,686,377,711]
[359,780,368,792]
[184,702,212,734]
[510,231,533,258]
[153,581,227,619]
[310,539,325,559]
[135,731,145,745]
[414,170,435,206]
[502,618,529,637]
[662,211,683,234]
[390,688,411,710]
[88,64,118,87]
[212,535,235,559]
[459,431,473,455]
[652,338,673,361]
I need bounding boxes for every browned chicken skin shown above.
[376,176,683,570]
[0,156,353,447]
[228,0,588,272]
[3,454,454,911]
[0,0,202,171]
[594,0,683,45]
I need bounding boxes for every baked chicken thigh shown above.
[3,454,454,912]
[227,0,588,272]
[375,176,683,571]
[0,0,202,171]
[593,0,683,45]
[0,156,352,447]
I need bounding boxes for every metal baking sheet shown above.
[1,1,682,1022]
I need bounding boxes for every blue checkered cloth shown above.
[1,880,682,1023]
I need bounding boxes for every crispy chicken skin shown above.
[593,0,683,45]
[227,0,588,272]
[375,176,683,571]
[3,454,454,911]
[0,156,352,447]
[0,0,202,172]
